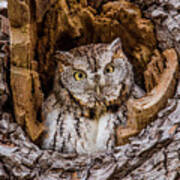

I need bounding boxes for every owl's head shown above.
[54,38,133,112]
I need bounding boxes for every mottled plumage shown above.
[41,38,144,154]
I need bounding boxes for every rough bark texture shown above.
[0,0,180,179]
[0,81,180,179]
[133,0,180,56]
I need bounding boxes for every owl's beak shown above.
[95,86,101,95]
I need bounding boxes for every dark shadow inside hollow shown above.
[55,32,79,51]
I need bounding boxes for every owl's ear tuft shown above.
[54,51,73,65]
[108,38,122,53]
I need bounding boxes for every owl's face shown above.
[55,38,133,110]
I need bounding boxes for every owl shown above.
[41,38,144,154]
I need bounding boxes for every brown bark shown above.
[0,0,179,179]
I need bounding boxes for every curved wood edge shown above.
[116,49,179,145]
[11,66,44,141]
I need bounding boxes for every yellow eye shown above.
[73,71,86,81]
[105,64,114,74]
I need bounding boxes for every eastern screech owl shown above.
[41,38,144,154]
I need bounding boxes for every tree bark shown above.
[0,0,179,179]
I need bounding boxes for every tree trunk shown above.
[0,0,179,179]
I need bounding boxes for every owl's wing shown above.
[116,49,178,145]
[42,94,58,119]
[41,94,61,149]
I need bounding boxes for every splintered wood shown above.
[8,0,44,140]
[116,49,178,145]
[11,66,44,141]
